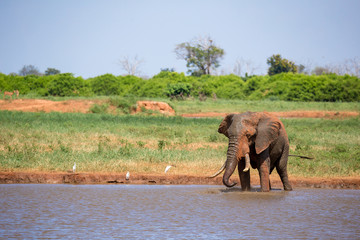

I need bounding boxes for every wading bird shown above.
[73,162,76,173]
[165,165,175,173]
[126,171,130,180]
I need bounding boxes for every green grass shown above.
[0,110,359,177]
[171,98,360,114]
[0,111,224,175]
[284,117,360,176]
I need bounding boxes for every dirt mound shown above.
[0,99,176,116]
[136,101,175,115]
[1,171,359,189]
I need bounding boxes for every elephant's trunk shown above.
[222,137,239,188]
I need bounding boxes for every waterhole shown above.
[1,184,359,239]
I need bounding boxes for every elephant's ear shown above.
[255,115,282,154]
[218,114,234,137]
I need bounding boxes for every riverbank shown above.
[1,171,359,189]
[1,99,359,186]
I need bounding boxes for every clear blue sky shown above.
[1,0,359,78]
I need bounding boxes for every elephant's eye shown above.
[246,132,252,138]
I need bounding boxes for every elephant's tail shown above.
[289,154,314,159]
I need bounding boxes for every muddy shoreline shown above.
[1,172,359,189]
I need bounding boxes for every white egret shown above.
[73,162,76,173]
[165,165,175,173]
[126,171,130,180]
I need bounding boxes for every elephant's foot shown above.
[240,180,251,191]
[284,184,293,191]
[260,186,270,192]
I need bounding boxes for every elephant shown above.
[210,111,292,192]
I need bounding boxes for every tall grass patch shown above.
[284,117,360,176]
[0,111,359,177]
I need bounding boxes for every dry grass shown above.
[0,105,359,177]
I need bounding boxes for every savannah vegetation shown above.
[1,36,359,178]
[0,109,359,178]
[0,37,360,102]
[0,71,359,102]
[1,37,359,102]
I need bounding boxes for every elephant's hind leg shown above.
[276,165,292,191]
[276,148,292,191]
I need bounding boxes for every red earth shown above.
[0,99,358,119]
[181,111,359,119]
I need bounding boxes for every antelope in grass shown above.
[14,90,19,98]
[3,90,15,100]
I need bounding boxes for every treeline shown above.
[0,71,359,102]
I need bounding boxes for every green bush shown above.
[89,103,109,114]
[138,71,188,98]
[0,71,359,102]
[165,83,192,99]
[47,73,86,96]
[118,75,143,96]
[88,74,120,95]
[108,96,137,114]
[246,73,360,102]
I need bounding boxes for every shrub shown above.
[165,83,192,99]
[88,74,120,95]
[0,71,359,101]
[47,73,86,96]
[89,103,109,114]
[108,96,137,114]
[118,75,143,96]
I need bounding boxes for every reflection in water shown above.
[0,184,359,239]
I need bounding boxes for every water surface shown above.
[1,184,359,239]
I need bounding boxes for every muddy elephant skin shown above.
[215,111,293,192]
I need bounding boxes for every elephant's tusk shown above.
[243,153,250,172]
[208,162,226,178]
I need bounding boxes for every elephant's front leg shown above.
[258,149,271,192]
[238,159,250,191]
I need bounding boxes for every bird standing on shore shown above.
[73,162,76,173]
[165,165,175,173]
[126,171,130,180]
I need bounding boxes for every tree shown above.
[118,55,144,76]
[19,65,42,76]
[160,68,176,73]
[45,68,60,75]
[312,66,331,75]
[267,54,297,76]
[314,57,360,77]
[345,57,360,77]
[233,58,259,77]
[297,64,305,74]
[175,36,224,76]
